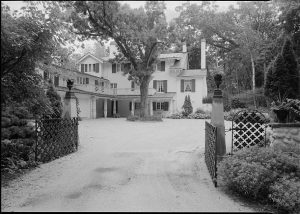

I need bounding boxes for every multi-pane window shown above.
[110,83,117,88]
[93,64,96,72]
[157,80,164,92]
[153,102,169,111]
[85,64,88,72]
[184,80,192,92]
[117,64,122,72]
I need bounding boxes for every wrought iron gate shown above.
[205,121,218,187]
[231,109,267,153]
[35,117,79,162]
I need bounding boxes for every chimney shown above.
[182,42,187,53]
[109,41,118,58]
[201,39,206,69]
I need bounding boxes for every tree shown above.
[265,38,299,101]
[64,1,169,117]
[45,85,63,118]
[182,95,193,116]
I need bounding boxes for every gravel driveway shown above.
[1,118,253,212]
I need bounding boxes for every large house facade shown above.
[40,39,209,119]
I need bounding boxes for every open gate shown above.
[231,109,267,153]
[204,121,218,187]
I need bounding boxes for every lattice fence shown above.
[232,110,267,153]
[35,117,79,162]
[205,121,218,187]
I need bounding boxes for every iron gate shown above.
[35,117,79,162]
[231,109,267,153]
[205,121,218,187]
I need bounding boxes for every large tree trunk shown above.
[250,52,256,108]
[140,76,151,118]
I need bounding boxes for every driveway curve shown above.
[1,118,253,212]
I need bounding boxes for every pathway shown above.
[1,118,253,212]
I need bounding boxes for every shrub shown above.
[195,108,206,114]
[218,145,300,212]
[167,112,184,119]
[182,95,193,116]
[269,176,300,213]
[231,98,246,109]
[187,113,211,119]
[126,115,162,121]
[45,85,62,119]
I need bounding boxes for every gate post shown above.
[62,79,77,119]
[211,74,226,161]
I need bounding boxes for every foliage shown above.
[218,145,300,213]
[44,85,63,119]
[195,108,206,114]
[64,1,169,117]
[231,98,246,109]
[182,95,193,116]
[271,99,300,123]
[187,113,211,119]
[167,112,184,119]
[265,38,299,101]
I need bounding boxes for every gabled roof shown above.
[76,52,104,64]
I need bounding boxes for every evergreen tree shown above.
[265,38,299,101]
[182,95,193,116]
[45,85,63,118]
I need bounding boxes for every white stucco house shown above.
[40,39,209,119]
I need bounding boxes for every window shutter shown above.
[153,80,157,90]
[131,81,134,89]
[129,102,132,111]
[181,80,184,92]
[192,79,195,92]
[54,76,59,87]
[153,102,156,111]
[85,64,87,72]
[163,102,169,111]
[95,63,99,73]
[116,101,118,113]
[163,80,167,93]
[81,64,84,73]
[86,78,89,84]
[112,64,116,73]
[161,61,165,71]
[157,62,161,71]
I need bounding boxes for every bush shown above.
[218,145,300,213]
[195,108,206,114]
[187,113,211,119]
[126,115,162,121]
[182,95,193,116]
[167,112,184,119]
[231,98,246,109]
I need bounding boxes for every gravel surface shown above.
[1,118,253,212]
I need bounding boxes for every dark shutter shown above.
[95,80,98,85]
[164,102,169,111]
[54,76,59,87]
[153,80,157,90]
[112,64,116,73]
[153,102,156,111]
[129,102,132,111]
[192,79,195,92]
[95,63,99,73]
[181,79,184,92]
[131,81,134,89]
[116,100,118,113]
[163,80,167,93]
[85,64,87,72]
[93,64,96,72]
[81,64,84,73]
[161,61,165,71]
[86,78,89,84]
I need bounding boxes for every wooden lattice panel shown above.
[205,121,218,187]
[36,118,78,162]
[232,110,266,153]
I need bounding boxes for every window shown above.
[80,77,83,84]
[86,78,89,84]
[93,64,96,72]
[101,82,104,87]
[83,78,86,84]
[81,64,84,73]
[95,80,99,86]
[112,64,116,73]
[110,83,117,88]
[156,61,165,71]
[157,80,164,92]
[184,80,192,92]
[153,102,169,111]
[117,63,122,72]
[89,64,91,72]
[85,64,88,72]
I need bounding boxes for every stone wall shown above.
[266,123,300,150]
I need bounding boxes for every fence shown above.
[204,121,218,187]
[35,117,79,162]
